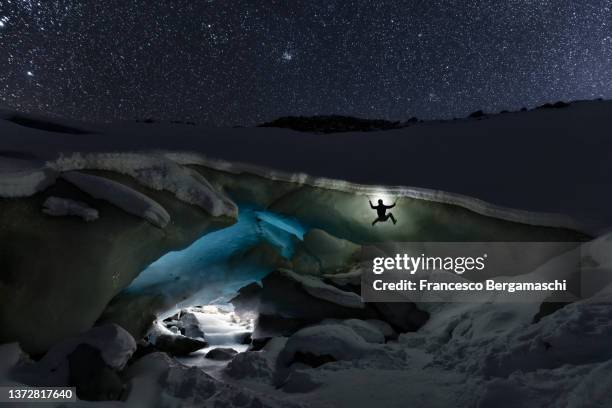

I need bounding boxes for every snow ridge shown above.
[62,171,170,228]
[51,152,237,218]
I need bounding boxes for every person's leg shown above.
[372,218,379,225]
[389,213,397,224]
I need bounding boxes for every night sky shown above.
[0,0,611,126]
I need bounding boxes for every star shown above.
[281,50,293,62]
[26,71,34,77]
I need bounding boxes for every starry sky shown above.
[0,0,611,126]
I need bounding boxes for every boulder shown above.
[67,344,124,401]
[178,312,206,340]
[225,337,287,382]
[153,334,208,356]
[229,282,262,319]
[11,324,135,387]
[205,347,238,361]
[276,324,372,371]
[123,352,295,407]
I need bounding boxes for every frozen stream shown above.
[167,305,253,376]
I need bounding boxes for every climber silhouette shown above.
[369,199,397,225]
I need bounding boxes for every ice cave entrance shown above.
[122,205,307,365]
[126,204,306,312]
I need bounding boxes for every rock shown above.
[46,324,136,370]
[277,324,372,370]
[229,282,262,319]
[240,332,252,345]
[178,312,205,340]
[67,344,124,401]
[225,337,287,382]
[249,337,272,351]
[205,347,238,361]
[225,351,274,381]
[254,269,377,339]
[11,324,136,387]
[372,302,429,332]
[154,334,208,356]
[128,340,158,364]
[123,352,294,407]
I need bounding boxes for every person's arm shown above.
[388,202,396,209]
[369,200,375,209]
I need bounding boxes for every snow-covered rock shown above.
[62,171,170,228]
[277,324,376,371]
[479,299,612,377]
[124,352,298,407]
[322,318,385,343]
[365,319,396,340]
[12,324,135,387]
[225,337,287,382]
[42,196,99,221]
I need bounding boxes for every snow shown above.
[42,196,99,221]
[277,324,376,367]
[0,156,57,197]
[322,318,386,343]
[53,152,237,218]
[61,171,170,228]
